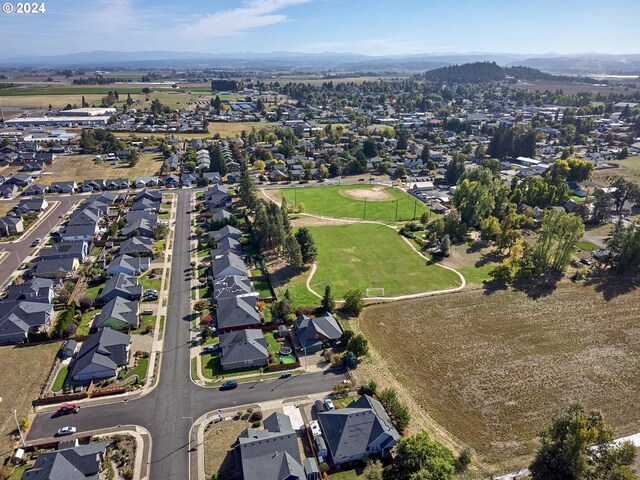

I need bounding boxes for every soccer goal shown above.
[365,287,385,297]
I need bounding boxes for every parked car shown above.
[220,380,238,391]
[141,309,153,315]
[279,372,291,379]
[31,238,42,247]
[52,404,78,417]
[324,398,335,411]
[56,426,76,436]
[580,258,593,266]
[309,420,322,437]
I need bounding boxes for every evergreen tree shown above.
[283,234,303,268]
[320,285,335,313]
[295,227,318,264]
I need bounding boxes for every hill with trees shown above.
[421,61,597,84]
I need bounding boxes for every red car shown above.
[53,404,79,417]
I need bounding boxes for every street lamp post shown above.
[13,410,25,447]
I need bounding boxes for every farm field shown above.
[38,153,163,183]
[360,282,640,472]
[273,184,431,222]
[585,155,640,189]
[0,343,60,462]
[275,223,461,306]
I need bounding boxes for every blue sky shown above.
[2,0,639,56]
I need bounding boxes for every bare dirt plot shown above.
[0,342,60,461]
[203,419,248,479]
[0,202,17,217]
[359,282,640,473]
[341,185,391,201]
[0,94,110,109]
[38,153,163,183]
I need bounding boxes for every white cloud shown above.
[178,0,313,38]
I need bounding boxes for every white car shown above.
[56,426,76,436]
[309,420,322,437]
[324,399,335,410]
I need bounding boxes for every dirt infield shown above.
[341,185,391,201]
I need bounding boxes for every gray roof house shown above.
[98,273,143,303]
[219,329,269,371]
[32,257,79,279]
[210,236,243,258]
[212,275,256,303]
[107,255,150,275]
[318,395,400,466]
[209,224,242,243]
[92,297,139,331]
[130,197,160,212]
[119,236,154,257]
[0,215,24,237]
[237,412,305,480]
[15,197,48,213]
[22,184,50,196]
[0,300,54,344]
[122,217,156,238]
[107,254,150,276]
[135,189,163,203]
[67,327,130,383]
[216,295,261,332]
[37,241,88,261]
[294,313,343,352]
[23,441,106,480]
[212,252,248,279]
[5,278,54,303]
[205,184,232,209]
[58,223,99,242]
[133,176,159,188]
[50,181,77,194]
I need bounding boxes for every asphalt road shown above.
[0,196,78,289]
[26,188,346,479]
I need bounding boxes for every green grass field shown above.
[274,184,431,222]
[277,223,461,306]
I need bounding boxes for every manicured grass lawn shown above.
[84,282,104,300]
[329,468,364,480]
[132,314,155,334]
[198,284,211,300]
[281,223,461,304]
[252,278,273,299]
[158,211,170,219]
[576,240,600,252]
[119,357,149,381]
[76,310,97,336]
[264,331,284,365]
[458,264,495,285]
[153,240,166,257]
[274,184,431,222]
[52,365,68,392]
[201,353,263,380]
[140,273,162,292]
[195,191,204,199]
[360,281,640,470]
[10,464,32,480]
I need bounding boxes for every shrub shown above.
[455,446,474,472]
[359,380,377,396]
[251,420,261,428]
[249,411,263,422]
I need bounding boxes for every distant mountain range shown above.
[0,50,639,76]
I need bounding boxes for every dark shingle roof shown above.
[216,296,260,331]
[93,297,139,329]
[219,329,268,368]
[67,328,130,383]
[23,442,106,480]
[295,313,342,347]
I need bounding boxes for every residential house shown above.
[135,189,163,203]
[130,197,160,212]
[318,395,400,466]
[22,184,50,196]
[5,173,33,187]
[237,412,305,480]
[210,224,242,243]
[0,300,54,344]
[211,209,235,224]
[205,185,232,210]
[163,174,180,188]
[293,313,343,352]
[212,252,248,278]
[34,151,57,164]
[98,273,143,303]
[0,184,18,198]
[93,297,139,331]
[67,328,130,383]
[201,172,221,184]
[50,181,77,194]
[133,176,158,188]
[15,197,48,214]
[105,178,130,190]
[119,236,154,258]
[37,241,88,261]
[122,216,157,239]
[212,275,256,303]
[210,237,243,258]
[32,257,79,279]
[181,173,198,187]
[22,442,106,480]
[81,179,106,192]
[5,278,55,303]
[107,254,150,276]
[216,295,261,332]
[0,216,24,237]
[219,328,269,371]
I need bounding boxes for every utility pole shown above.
[13,410,25,447]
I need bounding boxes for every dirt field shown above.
[342,185,391,201]
[359,281,640,473]
[203,418,248,479]
[0,202,17,217]
[0,342,60,461]
[38,153,163,183]
[510,80,638,95]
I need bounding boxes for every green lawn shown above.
[119,357,149,381]
[140,272,162,292]
[10,464,32,480]
[577,240,600,252]
[201,353,263,379]
[76,310,97,336]
[279,223,462,305]
[158,211,170,219]
[264,331,284,365]
[458,264,495,285]
[252,278,273,299]
[274,184,432,222]
[329,469,364,480]
[84,282,104,300]
[52,366,68,392]
[132,314,155,334]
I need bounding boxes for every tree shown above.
[320,285,335,313]
[343,289,364,316]
[152,224,168,240]
[362,459,384,480]
[295,228,318,264]
[253,159,266,171]
[591,189,611,225]
[605,220,640,274]
[362,138,379,158]
[283,234,303,268]
[480,216,500,242]
[393,431,456,480]
[445,154,466,185]
[609,176,640,213]
[420,144,431,164]
[209,144,228,176]
[239,166,258,211]
[347,334,369,357]
[530,404,636,480]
